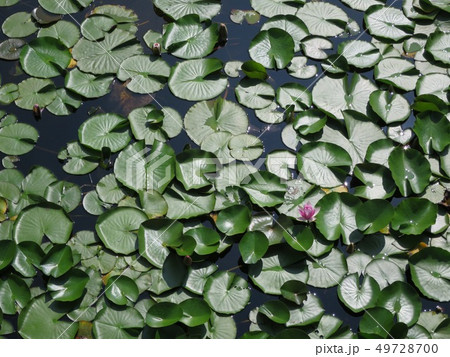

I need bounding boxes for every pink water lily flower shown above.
[298,202,319,222]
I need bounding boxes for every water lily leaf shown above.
[0,39,26,60]
[45,180,81,213]
[356,199,394,234]
[18,295,78,338]
[388,146,431,197]
[241,60,268,80]
[364,259,406,289]
[307,248,347,288]
[301,35,332,60]
[259,300,290,324]
[38,0,93,14]
[0,83,19,104]
[0,275,30,314]
[93,306,144,339]
[416,74,450,102]
[204,271,250,314]
[242,171,286,207]
[297,142,352,188]
[16,78,56,110]
[184,98,248,146]
[359,307,395,338]
[153,0,221,21]
[80,15,117,41]
[0,123,38,156]
[58,141,100,175]
[375,58,419,92]
[224,60,242,77]
[276,83,311,111]
[266,150,296,180]
[425,32,450,65]
[283,224,315,252]
[262,15,308,52]
[338,40,381,69]
[65,69,113,99]
[105,275,139,305]
[179,298,210,327]
[164,184,215,220]
[414,111,450,154]
[72,28,143,75]
[184,261,218,295]
[316,192,363,244]
[175,149,217,190]
[47,269,89,302]
[391,198,437,235]
[338,273,380,313]
[96,207,147,255]
[229,134,264,161]
[287,56,317,79]
[38,20,80,48]
[20,37,71,79]
[13,203,72,245]
[249,245,308,295]
[230,9,260,25]
[280,281,307,306]
[239,231,269,264]
[369,90,410,124]
[11,241,44,278]
[2,12,38,38]
[201,132,234,164]
[377,281,421,327]
[364,5,414,41]
[216,205,251,236]
[114,140,175,193]
[249,28,294,69]
[47,88,82,116]
[117,55,170,94]
[293,109,327,136]
[0,240,16,271]
[312,74,376,120]
[79,113,130,153]
[138,218,183,268]
[40,245,74,278]
[341,0,385,11]
[296,2,349,37]
[168,58,228,101]
[409,247,450,302]
[90,4,139,22]
[162,14,219,59]
[235,78,275,109]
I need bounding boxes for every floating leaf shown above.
[96,207,147,255]
[0,39,26,60]
[359,307,394,338]
[249,28,294,69]
[388,146,431,197]
[18,296,78,339]
[216,205,251,236]
[2,12,38,38]
[338,273,380,313]
[425,31,450,65]
[235,78,275,110]
[105,275,139,306]
[391,198,437,235]
[16,78,56,110]
[364,5,414,41]
[369,90,410,124]
[356,199,394,234]
[204,271,250,314]
[239,231,269,264]
[409,247,450,302]
[153,0,221,21]
[47,269,89,302]
[0,123,38,156]
[168,58,228,101]
[93,306,144,339]
[296,2,349,37]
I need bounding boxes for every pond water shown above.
[0,0,449,338]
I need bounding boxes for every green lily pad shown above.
[47,269,89,302]
[338,273,380,313]
[153,0,221,21]
[296,2,349,37]
[105,275,139,305]
[235,78,275,110]
[249,28,294,69]
[216,205,251,236]
[79,113,131,153]
[93,306,144,339]
[18,295,78,339]
[409,247,450,302]
[356,199,394,234]
[65,69,114,98]
[359,307,395,338]
[168,58,228,101]
[239,231,269,264]
[2,12,38,38]
[204,271,250,314]
[13,203,72,245]
[16,78,56,110]
[364,5,414,41]
[0,123,38,156]
[369,90,410,124]
[96,207,147,255]
[391,198,437,235]
[388,146,431,197]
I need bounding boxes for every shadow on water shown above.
[1,0,448,338]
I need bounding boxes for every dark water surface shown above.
[0,0,448,338]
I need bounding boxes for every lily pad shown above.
[338,273,380,313]
[391,198,437,235]
[2,12,38,38]
[168,58,228,101]
[296,2,349,37]
[153,0,221,21]
[65,69,114,99]
[364,5,414,41]
[204,271,250,314]
[249,28,294,69]
[0,123,38,156]
[0,39,26,60]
